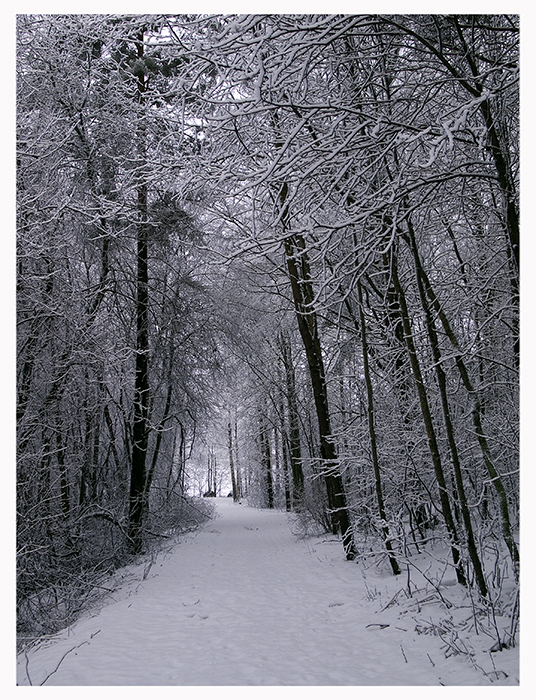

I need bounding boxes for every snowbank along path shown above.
[17,498,517,686]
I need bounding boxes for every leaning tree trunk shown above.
[390,247,466,586]
[416,246,520,580]
[405,221,488,598]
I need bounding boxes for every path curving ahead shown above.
[17,498,499,686]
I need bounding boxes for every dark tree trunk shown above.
[357,278,400,576]
[145,379,173,498]
[416,251,520,579]
[234,419,242,499]
[259,413,274,509]
[405,222,488,598]
[56,422,70,518]
[281,212,356,559]
[128,30,150,554]
[279,331,304,508]
[228,417,238,501]
[280,428,293,512]
[390,248,467,586]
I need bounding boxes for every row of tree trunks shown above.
[404,220,488,597]
[413,243,520,580]
[389,246,467,586]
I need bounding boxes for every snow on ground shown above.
[16,497,519,687]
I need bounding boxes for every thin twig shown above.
[40,640,90,685]
[24,649,32,686]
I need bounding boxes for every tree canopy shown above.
[17,13,519,646]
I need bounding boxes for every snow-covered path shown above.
[17,498,517,686]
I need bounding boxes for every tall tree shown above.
[128,26,151,553]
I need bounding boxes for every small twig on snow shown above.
[380,588,407,612]
[24,649,32,686]
[39,637,95,685]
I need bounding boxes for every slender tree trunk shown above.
[416,252,520,579]
[259,412,274,509]
[228,415,238,501]
[207,447,217,495]
[278,384,293,512]
[281,216,356,558]
[279,331,304,507]
[280,428,292,512]
[357,278,400,575]
[234,419,242,499]
[128,29,150,554]
[405,223,488,597]
[56,422,70,518]
[390,248,466,585]
[271,116,355,553]
[79,376,94,506]
[145,379,173,498]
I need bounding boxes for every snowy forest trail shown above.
[17,499,516,686]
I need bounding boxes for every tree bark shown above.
[279,331,304,508]
[234,419,242,499]
[405,222,488,598]
[128,29,150,554]
[145,379,173,498]
[390,248,466,586]
[416,250,520,579]
[259,412,274,509]
[228,415,238,501]
[357,278,400,576]
[281,199,356,558]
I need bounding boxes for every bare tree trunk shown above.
[233,419,242,498]
[128,29,150,554]
[259,411,274,509]
[278,385,292,512]
[145,379,173,498]
[405,221,488,598]
[357,278,400,575]
[416,248,519,579]
[281,207,356,558]
[390,248,466,586]
[279,331,304,508]
[228,414,238,501]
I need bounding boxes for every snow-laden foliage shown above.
[17,14,519,672]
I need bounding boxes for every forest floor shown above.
[16,497,520,688]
